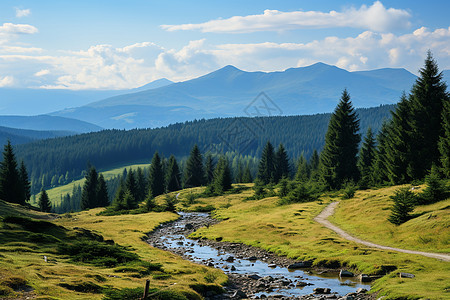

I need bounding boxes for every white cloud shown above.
[161,1,411,33]
[0,75,14,87]
[34,69,50,77]
[0,23,38,35]
[0,46,43,53]
[15,8,31,18]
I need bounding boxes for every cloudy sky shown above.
[0,0,449,90]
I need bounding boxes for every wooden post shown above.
[143,279,150,299]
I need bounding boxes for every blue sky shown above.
[0,0,449,89]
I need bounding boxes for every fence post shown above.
[143,279,150,299]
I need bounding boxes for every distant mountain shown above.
[51,63,417,129]
[0,78,174,116]
[0,126,73,145]
[0,115,103,133]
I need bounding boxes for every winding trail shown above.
[314,202,450,262]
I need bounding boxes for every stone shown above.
[232,289,247,299]
[399,272,415,278]
[247,274,262,280]
[231,265,236,271]
[359,274,372,282]
[287,261,312,269]
[313,287,331,294]
[185,223,194,230]
[268,263,277,268]
[296,281,308,287]
[356,288,368,293]
[247,256,258,261]
[339,270,354,277]
[207,262,214,267]
[225,256,235,262]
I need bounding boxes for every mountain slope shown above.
[51,63,416,129]
[0,126,73,145]
[0,115,103,133]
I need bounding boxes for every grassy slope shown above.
[0,200,226,299]
[31,163,150,207]
[182,184,450,300]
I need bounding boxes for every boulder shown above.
[356,288,368,293]
[287,261,312,269]
[399,272,415,279]
[339,270,354,277]
[185,223,194,230]
[225,256,235,262]
[230,265,236,271]
[359,274,372,282]
[247,274,261,280]
[314,287,331,294]
[268,263,277,268]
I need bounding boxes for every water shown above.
[152,212,371,298]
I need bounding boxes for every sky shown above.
[0,0,449,90]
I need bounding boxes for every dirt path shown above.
[314,202,450,262]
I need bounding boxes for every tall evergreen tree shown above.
[385,94,413,184]
[295,154,310,182]
[358,127,376,189]
[112,180,126,210]
[148,151,165,197]
[275,143,290,182]
[212,156,233,194]
[125,169,139,204]
[439,96,450,178]
[0,141,22,204]
[242,163,253,183]
[96,174,109,207]
[372,121,390,185]
[183,145,205,188]
[19,160,31,204]
[204,154,215,185]
[80,166,99,210]
[309,149,320,181]
[257,141,276,185]
[135,167,147,203]
[320,89,360,189]
[38,189,52,213]
[408,51,449,179]
[166,155,181,192]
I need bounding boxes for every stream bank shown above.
[147,212,376,300]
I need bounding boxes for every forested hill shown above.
[15,104,394,193]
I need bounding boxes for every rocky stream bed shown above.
[146,212,378,300]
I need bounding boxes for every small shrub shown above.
[388,187,416,225]
[204,272,217,283]
[417,166,448,205]
[279,183,318,205]
[341,181,357,199]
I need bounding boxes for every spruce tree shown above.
[112,180,126,210]
[96,174,109,207]
[38,189,52,213]
[166,155,181,192]
[408,51,449,179]
[439,97,450,178]
[388,187,415,225]
[0,141,22,204]
[309,149,320,180]
[295,154,310,182]
[183,145,205,188]
[384,93,413,184]
[136,167,147,204]
[275,143,290,182]
[148,151,165,197]
[212,156,232,194]
[358,127,376,189]
[80,166,98,210]
[372,121,390,185]
[257,141,276,185]
[204,154,215,185]
[320,90,360,189]
[19,161,31,204]
[125,169,139,204]
[242,164,253,183]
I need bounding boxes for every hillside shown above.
[15,104,394,193]
[51,63,415,129]
[0,125,73,145]
[0,115,102,133]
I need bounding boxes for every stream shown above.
[147,212,373,300]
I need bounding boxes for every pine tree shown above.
[320,90,360,189]
[309,149,320,180]
[123,189,136,210]
[358,127,376,189]
[183,145,205,188]
[439,97,450,178]
[0,141,22,204]
[38,189,52,213]
[96,174,109,207]
[112,180,126,210]
[125,169,139,204]
[19,161,31,204]
[166,155,181,192]
[135,167,147,204]
[372,121,390,185]
[257,141,276,185]
[148,151,165,197]
[388,187,415,225]
[384,93,413,184]
[242,163,253,183]
[212,156,232,194]
[408,51,449,180]
[295,154,310,182]
[274,144,290,182]
[204,154,215,185]
[80,166,98,210]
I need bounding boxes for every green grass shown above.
[32,163,150,207]
[183,183,450,300]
